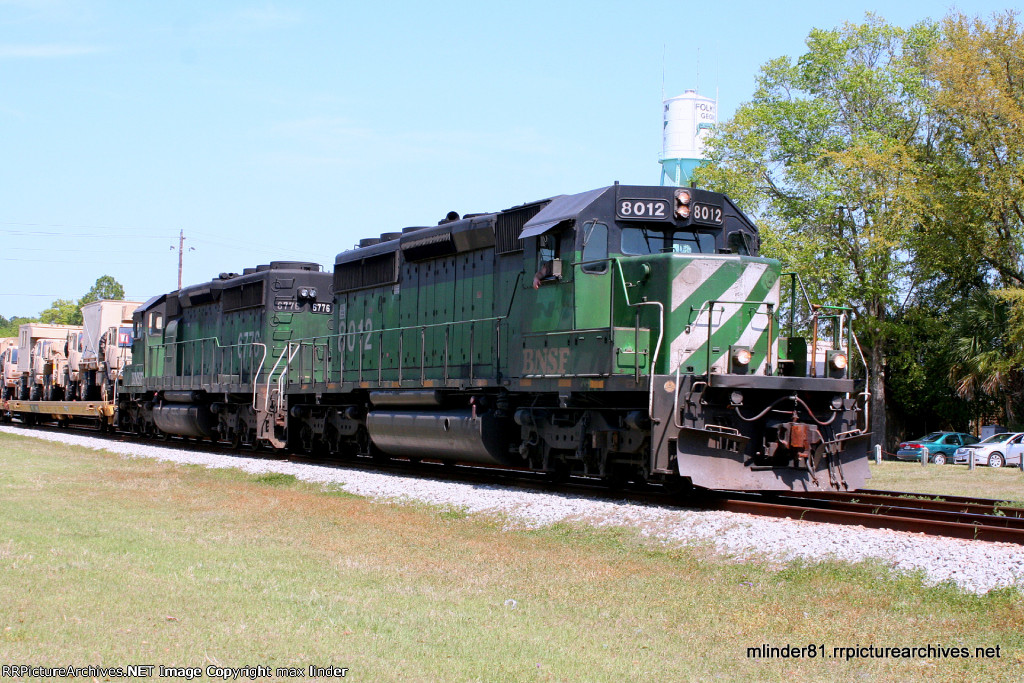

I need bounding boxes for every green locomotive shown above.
[120,185,870,491]
[119,261,335,448]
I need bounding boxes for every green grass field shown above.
[1,432,1023,682]
[869,460,1024,505]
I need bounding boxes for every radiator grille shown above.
[223,281,265,312]
[495,203,544,254]
[334,252,398,292]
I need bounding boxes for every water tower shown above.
[659,89,717,186]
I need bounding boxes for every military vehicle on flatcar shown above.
[15,323,81,401]
[0,338,16,401]
[66,300,143,401]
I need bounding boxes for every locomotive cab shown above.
[514,184,869,490]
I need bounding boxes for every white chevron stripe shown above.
[671,258,726,312]
[669,261,775,372]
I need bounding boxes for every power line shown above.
[0,221,176,233]
[0,293,152,297]
[0,230,174,238]
[0,258,144,264]
[4,246,168,254]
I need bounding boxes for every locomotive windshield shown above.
[620,227,716,255]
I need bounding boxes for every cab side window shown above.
[538,234,558,269]
[149,311,164,335]
[534,233,561,287]
[727,231,752,255]
[581,222,608,274]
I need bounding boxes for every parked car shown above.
[954,432,1024,468]
[896,432,979,465]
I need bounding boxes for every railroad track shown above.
[6,421,1023,545]
[708,489,1024,544]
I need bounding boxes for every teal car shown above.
[895,432,978,465]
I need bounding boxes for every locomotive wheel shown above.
[299,424,315,454]
[547,460,570,484]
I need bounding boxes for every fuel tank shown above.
[152,403,217,439]
[366,409,517,466]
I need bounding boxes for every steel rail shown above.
[701,492,1024,544]
[769,489,1024,518]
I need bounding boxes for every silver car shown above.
[954,432,1024,468]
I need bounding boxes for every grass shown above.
[1,432,1023,682]
[869,460,1024,504]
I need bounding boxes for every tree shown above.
[694,15,938,451]
[79,275,125,307]
[39,299,81,325]
[0,315,36,338]
[927,11,1024,289]
[948,289,1022,426]
[34,275,126,327]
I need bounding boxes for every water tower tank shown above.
[659,89,717,186]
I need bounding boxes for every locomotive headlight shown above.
[730,346,752,374]
[674,189,692,218]
[299,287,310,298]
[826,350,848,379]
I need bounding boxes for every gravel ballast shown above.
[4,425,1023,595]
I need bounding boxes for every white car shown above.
[954,432,1024,468]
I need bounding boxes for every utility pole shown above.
[178,229,185,290]
[172,230,194,290]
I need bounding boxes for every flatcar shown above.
[108,184,870,491]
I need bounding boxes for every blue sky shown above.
[0,0,1014,317]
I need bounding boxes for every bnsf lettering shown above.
[522,347,571,376]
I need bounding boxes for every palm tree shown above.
[948,290,1021,425]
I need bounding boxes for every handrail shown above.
[685,298,776,376]
[273,313,513,390]
[612,259,664,420]
[141,336,267,405]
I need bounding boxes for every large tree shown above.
[694,15,939,451]
[927,10,1024,288]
